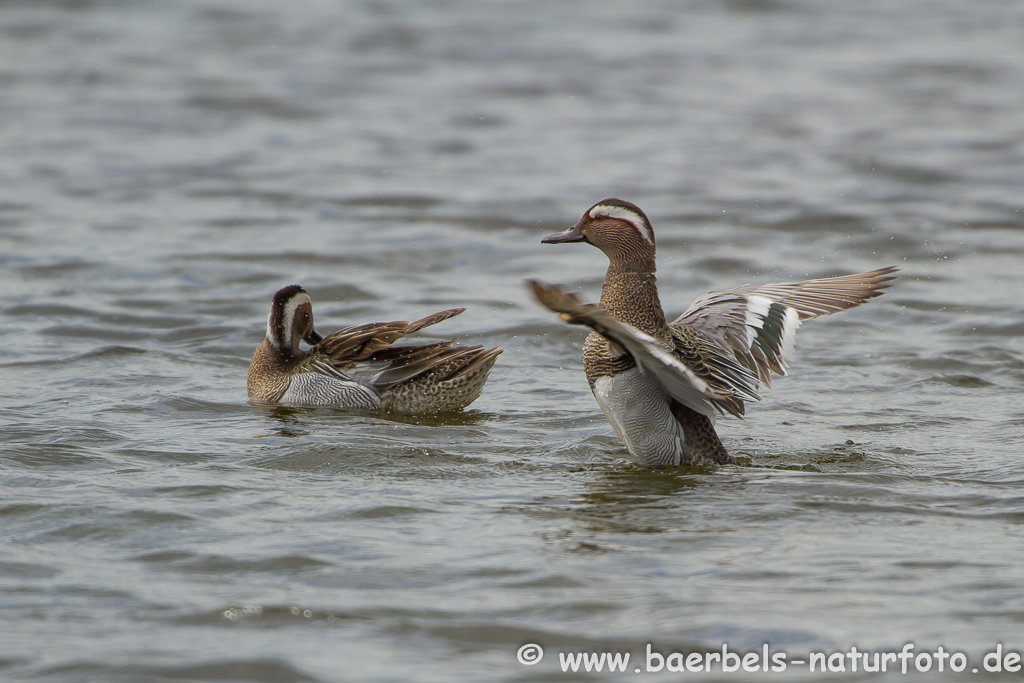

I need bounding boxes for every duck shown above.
[248,284,502,412]
[532,198,897,467]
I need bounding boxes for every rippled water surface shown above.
[2,1,1024,681]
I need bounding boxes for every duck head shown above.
[542,198,656,268]
[266,284,323,359]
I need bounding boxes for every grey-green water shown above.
[2,1,1023,681]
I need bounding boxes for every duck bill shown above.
[304,329,324,345]
[542,223,587,244]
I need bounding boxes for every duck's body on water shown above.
[535,198,897,467]
[248,285,501,413]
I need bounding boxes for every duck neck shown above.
[266,338,304,370]
[599,258,669,341]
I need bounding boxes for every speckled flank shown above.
[670,401,734,465]
[582,330,636,389]
[382,346,503,413]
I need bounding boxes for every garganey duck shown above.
[248,285,502,412]
[533,198,897,467]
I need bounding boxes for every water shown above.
[2,0,1023,680]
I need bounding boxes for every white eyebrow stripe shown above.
[589,205,654,244]
[267,311,279,346]
[269,292,312,348]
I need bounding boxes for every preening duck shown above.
[248,285,501,413]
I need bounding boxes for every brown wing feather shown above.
[405,308,466,333]
[306,308,500,394]
[670,326,753,418]
[312,308,466,366]
[673,266,897,387]
[741,266,899,320]
[372,345,484,388]
[313,322,412,364]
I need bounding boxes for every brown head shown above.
[542,198,656,270]
[265,284,323,361]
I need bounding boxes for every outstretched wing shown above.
[672,266,897,387]
[529,280,760,419]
